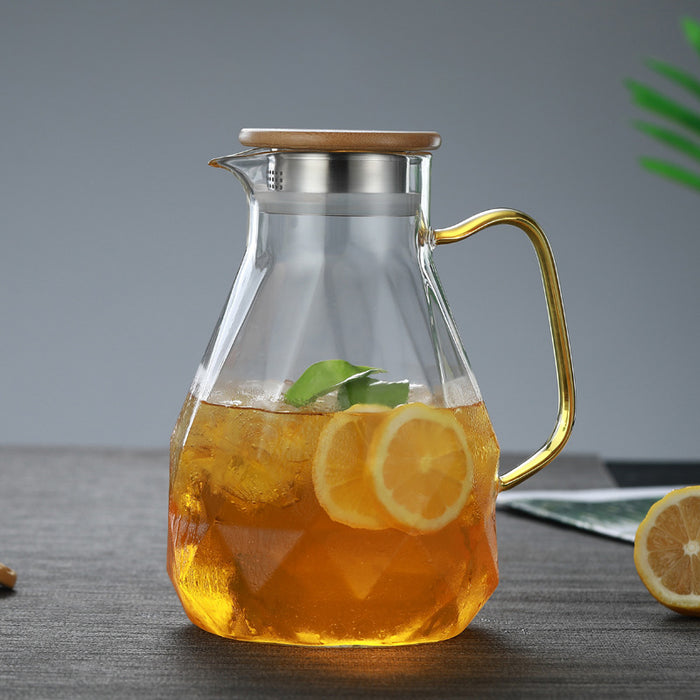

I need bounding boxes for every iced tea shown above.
[167,392,500,645]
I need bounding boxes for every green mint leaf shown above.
[284,360,384,407]
[337,376,410,410]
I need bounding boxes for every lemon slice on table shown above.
[368,403,474,533]
[634,485,700,616]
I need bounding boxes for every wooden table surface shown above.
[0,447,697,698]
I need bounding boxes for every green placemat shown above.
[497,486,688,542]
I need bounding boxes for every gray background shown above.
[2,0,699,460]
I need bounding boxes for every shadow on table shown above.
[168,623,537,696]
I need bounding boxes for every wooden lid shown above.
[238,129,441,152]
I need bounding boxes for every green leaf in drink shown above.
[284,359,409,409]
[283,360,384,407]
[337,376,409,410]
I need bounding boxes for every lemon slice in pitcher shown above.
[312,408,391,530]
[368,403,474,533]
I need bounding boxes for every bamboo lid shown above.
[238,129,441,152]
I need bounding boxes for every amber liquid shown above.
[167,394,500,646]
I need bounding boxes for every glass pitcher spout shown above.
[208,150,269,197]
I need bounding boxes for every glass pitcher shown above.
[167,129,575,646]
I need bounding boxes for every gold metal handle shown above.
[434,208,575,491]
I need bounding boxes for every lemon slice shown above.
[343,403,389,414]
[368,403,473,533]
[634,485,700,616]
[312,410,391,530]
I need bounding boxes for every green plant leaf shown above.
[625,79,700,136]
[337,376,409,410]
[682,16,700,59]
[284,360,384,407]
[639,156,700,191]
[633,120,700,162]
[645,57,700,101]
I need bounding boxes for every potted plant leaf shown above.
[626,17,700,192]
